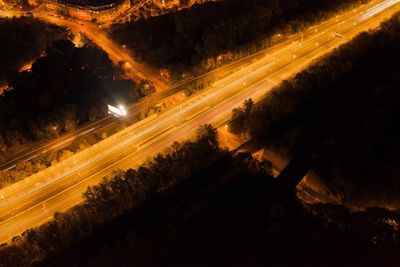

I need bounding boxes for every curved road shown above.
[0,8,168,89]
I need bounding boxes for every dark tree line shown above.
[0,125,224,266]
[229,13,400,208]
[0,17,66,84]
[0,39,140,155]
[111,0,369,79]
[0,126,399,267]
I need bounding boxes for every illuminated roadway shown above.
[0,4,338,171]
[0,0,399,244]
[0,0,395,172]
[0,12,359,172]
[0,34,321,172]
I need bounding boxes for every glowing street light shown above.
[52,125,59,138]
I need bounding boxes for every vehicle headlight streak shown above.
[359,0,400,21]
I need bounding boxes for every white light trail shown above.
[359,0,400,21]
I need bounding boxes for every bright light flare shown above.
[108,104,127,117]
[119,105,127,116]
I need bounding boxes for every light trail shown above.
[359,0,400,21]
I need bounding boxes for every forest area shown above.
[0,126,399,267]
[229,12,400,209]
[111,0,370,80]
[0,39,138,152]
[0,17,66,84]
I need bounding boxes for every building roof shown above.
[57,0,124,10]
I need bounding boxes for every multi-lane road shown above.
[0,10,354,172]
[0,34,317,172]
[0,0,400,244]
[0,4,317,171]
[0,0,393,172]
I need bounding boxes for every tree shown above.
[138,79,156,96]
[228,98,253,134]
[243,98,254,114]
[0,134,7,161]
[61,105,78,131]
[229,107,246,134]
[196,124,219,148]
[5,131,24,147]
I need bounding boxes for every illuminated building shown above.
[153,0,179,9]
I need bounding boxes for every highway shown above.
[0,0,391,172]
[0,0,399,244]
[0,15,340,171]
[0,35,316,172]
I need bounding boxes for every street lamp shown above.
[52,125,59,138]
